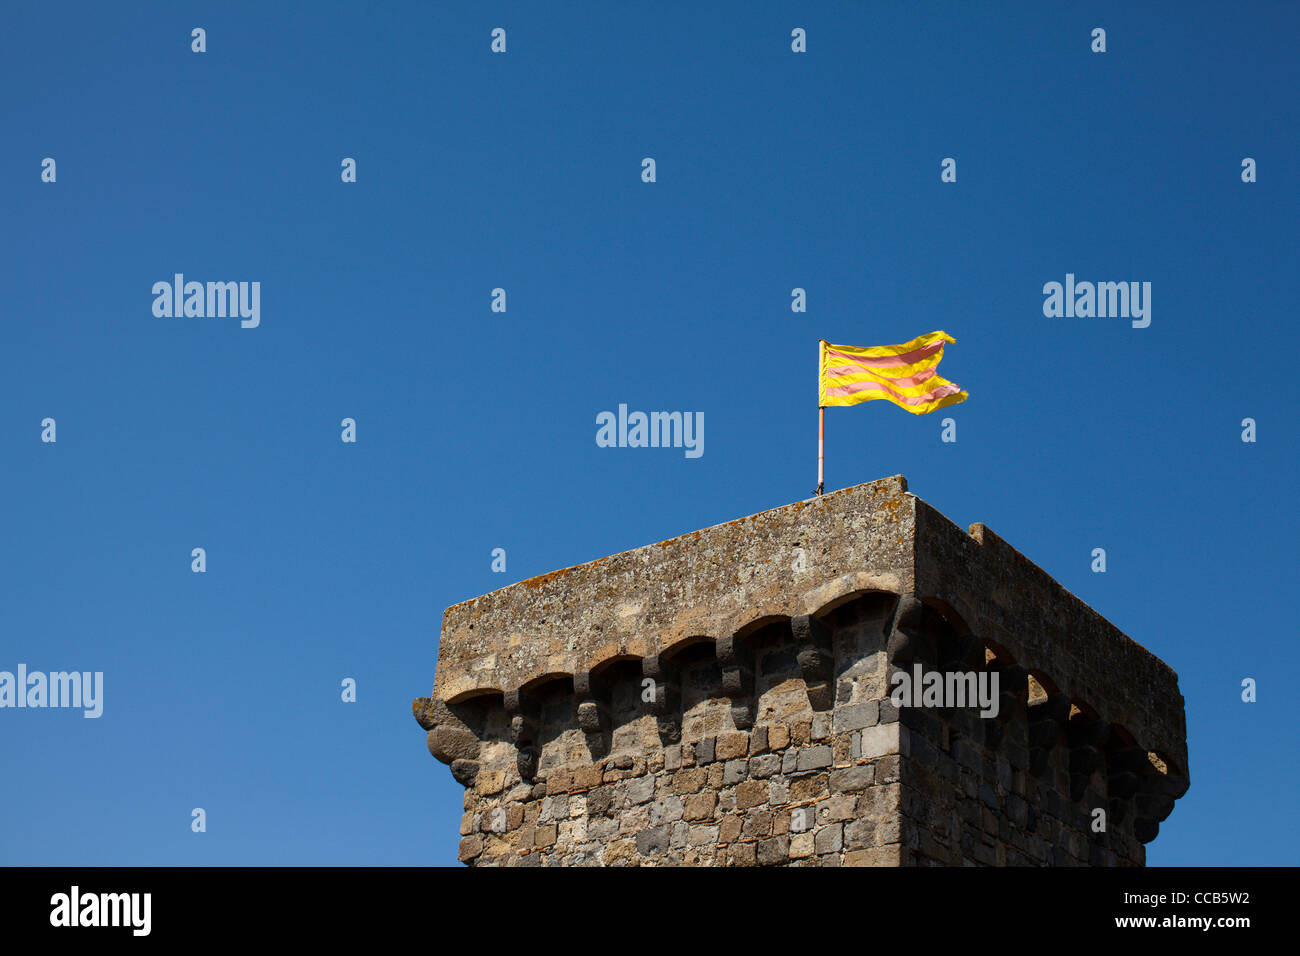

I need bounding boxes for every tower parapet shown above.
[414,476,1189,866]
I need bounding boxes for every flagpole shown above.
[817,406,824,496]
[816,339,825,496]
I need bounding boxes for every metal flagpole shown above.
[817,339,825,496]
[817,406,824,496]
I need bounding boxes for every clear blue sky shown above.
[2,1,1295,866]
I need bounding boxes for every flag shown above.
[819,330,968,414]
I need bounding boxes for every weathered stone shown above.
[836,700,879,733]
[749,754,781,779]
[797,745,834,772]
[670,821,689,849]
[421,476,1189,868]
[844,819,875,849]
[588,786,614,815]
[663,746,682,772]
[705,762,725,790]
[723,760,748,785]
[719,814,743,843]
[830,765,875,792]
[792,718,813,746]
[458,834,483,861]
[635,826,669,855]
[860,723,900,760]
[428,726,480,763]
[771,810,791,836]
[815,823,844,854]
[819,794,858,822]
[735,780,769,810]
[844,844,903,867]
[618,805,650,834]
[873,815,901,845]
[587,817,617,841]
[688,825,720,847]
[544,768,572,796]
[653,795,684,825]
[539,794,568,822]
[571,765,603,790]
[450,759,479,788]
[789,773,829,802]
[757,835,791,866]
[741,809,773,841]
[726,842,756,866]
[683,792,717,821]
[672,767,706,795]
[716,732,749,761]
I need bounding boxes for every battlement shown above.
[414,476,1189,866]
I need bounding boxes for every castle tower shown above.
[414,476,1189,866]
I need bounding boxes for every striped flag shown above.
[819,330,968,415]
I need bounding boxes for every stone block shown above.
[716,732,749,761]
[797,745,834,772]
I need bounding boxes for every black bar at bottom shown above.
[0,866,1279,941]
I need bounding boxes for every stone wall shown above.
[438,593,907,866]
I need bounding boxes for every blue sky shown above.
[1,1,1295,866]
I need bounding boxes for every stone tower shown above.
[413,476,1189,866]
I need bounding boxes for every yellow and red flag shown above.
[818,331,968,415]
